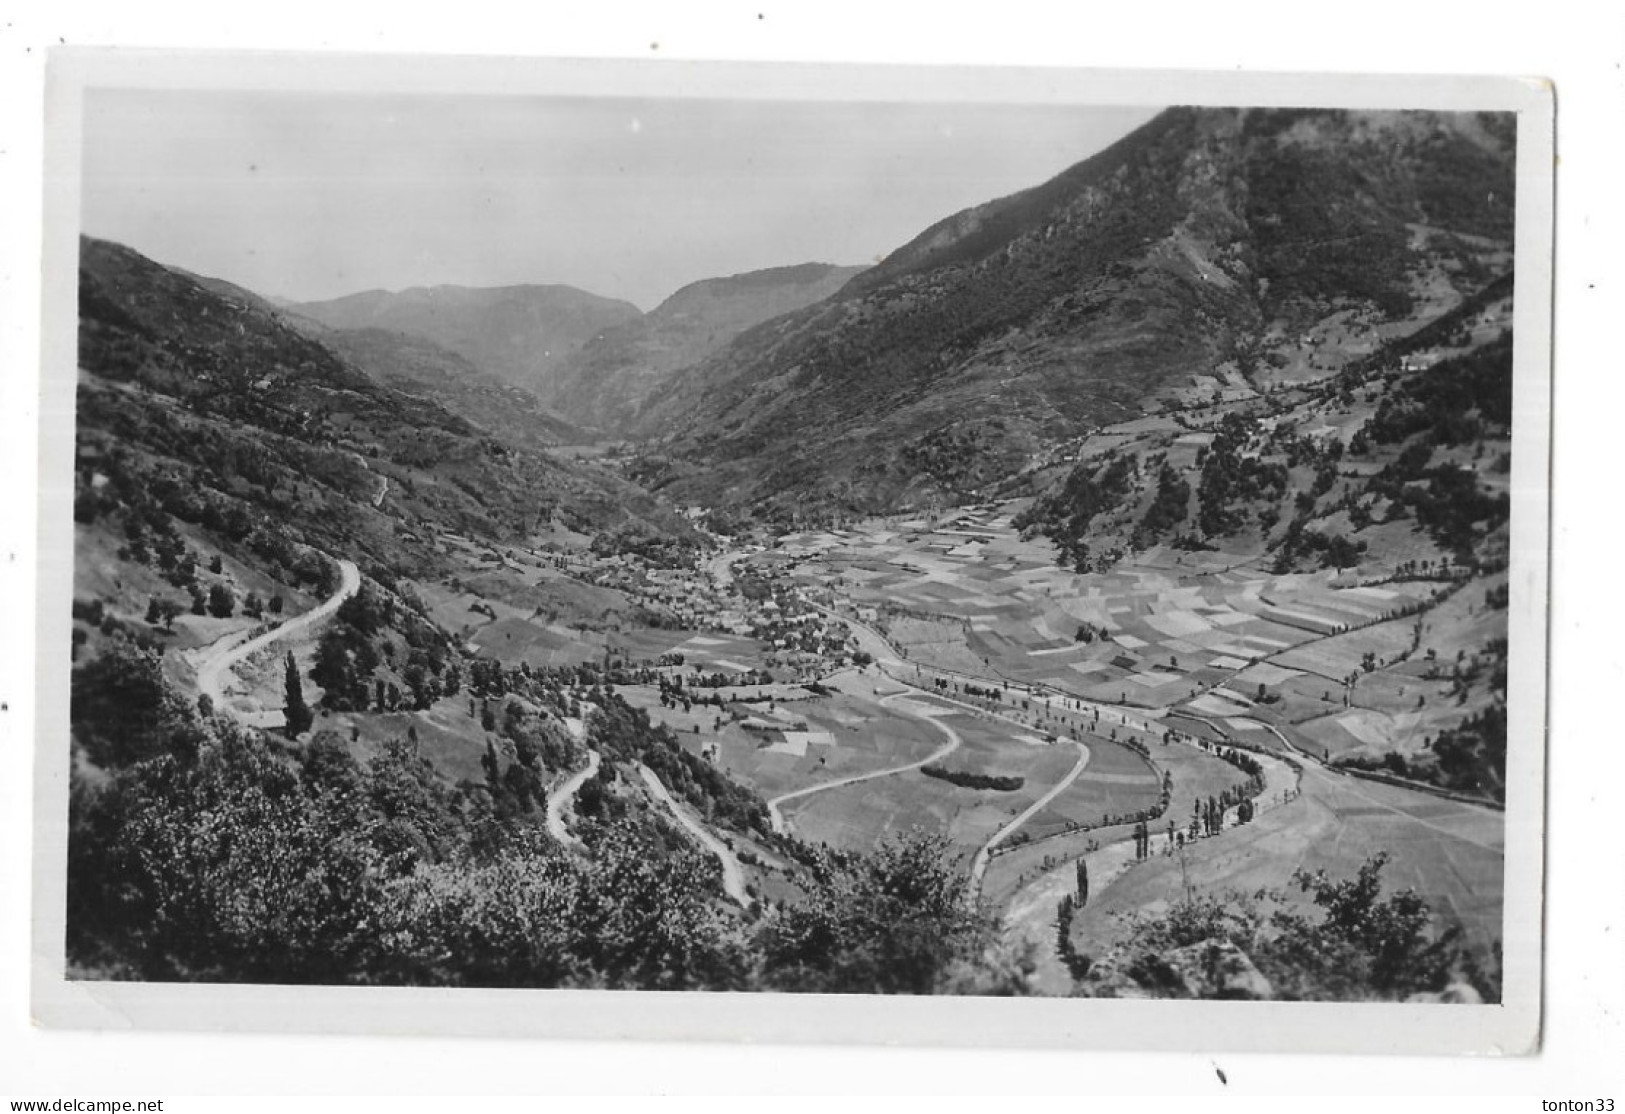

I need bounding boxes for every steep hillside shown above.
[175,269,312,322]
[177,271,591,449]
[293,283,642,397]
[632,107,1515,523]
[545,263,865,435]
[313,326,590,450]
[70,239,1031,995]
[76,236,690,590]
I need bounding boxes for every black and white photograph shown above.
[25,48,1558,1060]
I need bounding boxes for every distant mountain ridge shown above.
[312,326,591,450]
[76,236,693,586]
[628,107,1516,522]
[291,264,864,437]
[292,283,643,398]
[177,268,593,448]
[533,262,867,435]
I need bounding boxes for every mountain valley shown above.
[64,105,1522,1003]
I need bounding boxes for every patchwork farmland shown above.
[686,497,1508,991]
[1066,757,1504,961]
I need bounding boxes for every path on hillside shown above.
[1001,739,1300,994]
[194,558,362,729]
[811,600,1161,738]
[1002,726,1501,995]
[967,741,1091,891]
[764,690,963,835]
[545,749,601,848]
[637,763,749,906]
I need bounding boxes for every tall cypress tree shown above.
[284,651,313,739]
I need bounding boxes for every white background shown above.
[2,0,1621,1099]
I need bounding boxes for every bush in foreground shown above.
[1078,852,1495,1002]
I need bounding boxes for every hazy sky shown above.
[82,90,1160,311]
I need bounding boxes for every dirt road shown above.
[967,740,1091,891]
[765,690,963,835]
[545,749,601,848]
[194,558,361,729]
[813,600,1162,738]
[637,763,750,906]
[999,736,1300,995]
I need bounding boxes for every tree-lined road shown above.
[794,599,1169,879]
[638,762,750,906]
[1001,740,1300,994]
[194,558,361,729]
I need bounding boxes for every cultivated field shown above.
[776,702,1080,855]
[1019,736,1163,840]
[751,500,1506,963]
[1067,760,1505,962]
[978,734,1272,909]
[636,679,946,803]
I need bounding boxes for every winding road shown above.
[967,740,1091,891]
[545,749,601,848]
[194,558,361,729]
[764,690,963,834]
[637,763,750,906]
[738,541,1504,993]
[811,599,1162,739]
[1000,740,1300,993]
[773,599,1169,880]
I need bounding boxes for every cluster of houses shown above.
[634,566,760,636]
[746,595,851,668]
[548,541,862,678]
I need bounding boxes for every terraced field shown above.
[1068,758,1505,961]
[1019,737,1163,839]
[638,679,946,802]
[752,506,1506,967]
[782,515,1439,720]
[978,734,1269,906]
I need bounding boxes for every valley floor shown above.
[76,480,1505,997]
[694,502,1507,990]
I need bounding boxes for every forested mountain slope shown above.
[77,236,690,588]
[546,262,865,436]
[293,282,642,398]
[631,108,1515,523]
[313,326,591,451]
